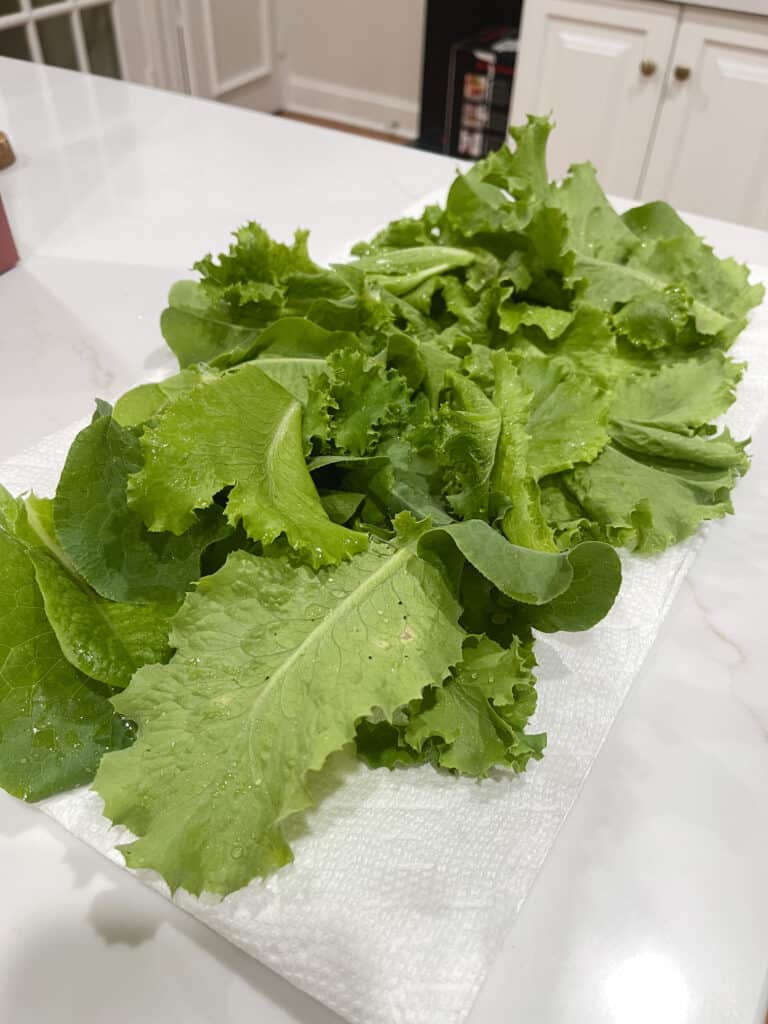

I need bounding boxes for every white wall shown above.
[281,0,427,138]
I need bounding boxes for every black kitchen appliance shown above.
[417,0,523,156]
[445,28,518,159]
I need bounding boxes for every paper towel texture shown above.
[2,271,766,1024]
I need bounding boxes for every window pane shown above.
[0,0,21,16]
[0,25,29,60]
[38,13,79,70]
[81,4,121,79]
[31,0,58,7]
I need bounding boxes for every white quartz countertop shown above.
[1,58,767,1024]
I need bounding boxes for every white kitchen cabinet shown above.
[511,0,768,228]
[510,0,679,194]
[641,8,768,229]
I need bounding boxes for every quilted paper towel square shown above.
[1,273,766,1024]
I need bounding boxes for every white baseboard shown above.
[284,74,419,139]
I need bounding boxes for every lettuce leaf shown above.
[491,350,556,550]
[439,372,501,519]
[358,635,544,777]
[0,521,133,801]
[405,635,544,775]
[417,519,621,632]
[95,532,466,895]
[308,349,410,456]
[13,494,176,690]
[564,437,748,553]
[128,363,367,567]
[553,164,762,344]
[160,281,262,369]
[53,407,228,604]
[609,352,742,430]
[555,352,751,552]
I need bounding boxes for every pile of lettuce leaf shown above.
[0,117,762,897]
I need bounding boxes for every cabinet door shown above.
[510,0,679,196]
[640,9,768,229]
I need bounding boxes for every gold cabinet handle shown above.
[640,59,657,76]
[674,65,691,82]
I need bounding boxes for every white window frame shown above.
[0,0,127,75]
[0,1,281,108]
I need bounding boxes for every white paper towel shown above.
[2,269,767,1024]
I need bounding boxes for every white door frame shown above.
[111,0,187,91]
[177,0,283,108]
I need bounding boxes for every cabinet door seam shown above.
[636,4,684,197]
